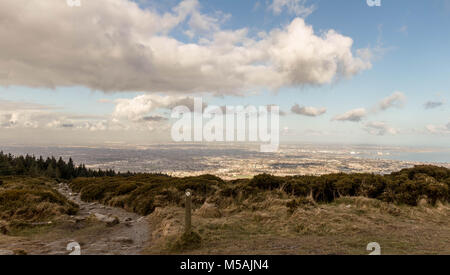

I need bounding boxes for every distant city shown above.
[1,144,449,179]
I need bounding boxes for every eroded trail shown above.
[45,183,150,255]
[0,183,150,255]
[0,182,151,255]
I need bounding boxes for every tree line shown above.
[0,151,131,180]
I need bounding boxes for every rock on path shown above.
[49,183,150,255]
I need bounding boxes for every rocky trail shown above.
[53,183,150,255]
[1,183,150,255]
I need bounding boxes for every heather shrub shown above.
[0,177,78,224]
[67,165,450,216]
[250,174,284,190]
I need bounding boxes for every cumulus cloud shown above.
[187,10,230,38]
[291,104,326,117]
[0,100,57,129]
[266,104,286,116]
[426,123,450,135]
[206,104,285,117]
[332,108,367,122]
[269,0,315,17]
[112,94,204,121]
[424,100,445,109]
[364,121,398,136]
[0,0,371,95]
[377,91,406,111]
[0,99,144,132]
[329,92,406,126]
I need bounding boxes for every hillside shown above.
[0,154,449,255]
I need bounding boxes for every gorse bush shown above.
[426,182,448,205]
[250,174,284,190]
[116,183,138,195]
[0,176,78,224]
[69,165,450,216]
[70,174,221,215]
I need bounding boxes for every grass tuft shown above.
[169,230,202,252]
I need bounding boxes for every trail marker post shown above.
[185,189,192,233]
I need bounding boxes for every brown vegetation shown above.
[0,164,449,254]
[0,176,78,232]
[70,165,450,218]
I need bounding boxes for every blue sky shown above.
[0,0,448,147]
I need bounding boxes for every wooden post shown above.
[185,189,192,233]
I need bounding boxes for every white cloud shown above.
[0,100,56,129]
[188,10,225,35]
[0,0,371,95]
[364,121,398,136]
[426,123,450,135]
[269,0,315,17]
[81,121,110,132]
[377,91,406,111]
[112,94,202,121]
[0,95,195,133]
[332,108,367,122]
[291,104,326,117]
[0,99,115,131]
[329,92,406,126]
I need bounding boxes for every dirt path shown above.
[1,183,150,255]
[46,183,150,255]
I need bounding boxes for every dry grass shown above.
[1,169,449,255]
[144,196,450,255]
[0,176,78,233]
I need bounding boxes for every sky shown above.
[0,0,449,148]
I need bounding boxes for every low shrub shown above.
[0,177,78,224]
[67,165,450,216]
[250,174,284,190]
[425,182,448,205]
[116,183,138,195]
